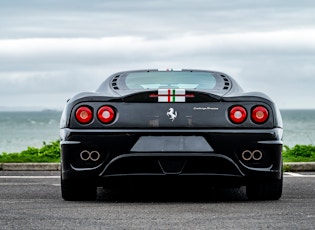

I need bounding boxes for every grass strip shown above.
[282,144,315,162]
[1,141,315,163]
[0,140,60,163]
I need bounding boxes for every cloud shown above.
[1,28,315,109]
[1,29,314,76]
[1,0,315,39]
[1,0,315,109]
[1,29,315,62]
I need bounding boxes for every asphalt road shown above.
[0,171,314,229]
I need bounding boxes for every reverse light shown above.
[75,106,93,124]
[97,106,115,124]
[229,106,247,124]
[252,106,269,123]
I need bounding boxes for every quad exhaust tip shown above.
[80,150,100,161]
[241,150,263,161]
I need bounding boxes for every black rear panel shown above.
[69,101,275,129]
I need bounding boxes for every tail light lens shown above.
[75,106,93,124]
[252,106,269,123]
[229,106,247,124]
[97,106,115,124]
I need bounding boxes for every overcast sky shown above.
[1,0,315,110]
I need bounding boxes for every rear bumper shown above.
[60,128,283,186]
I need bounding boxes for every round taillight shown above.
[75,106,93,124]
[97,106,115,123]
[252,106,269,123]
[229,106,247,124]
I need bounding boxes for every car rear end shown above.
[60,70,283,200]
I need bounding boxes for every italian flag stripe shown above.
[158,89,186,102]
[172,89,176,102]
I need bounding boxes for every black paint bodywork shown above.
[60,69,283,195]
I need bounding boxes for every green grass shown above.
[1,141,315,163]
[282,144,315,162]
[0,140,60,163]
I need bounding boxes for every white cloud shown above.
[1,29,315,59]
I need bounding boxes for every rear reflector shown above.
[97,106,115,123]
[252,106,269,123]
[229,106,247,124]
[75,106,93,124]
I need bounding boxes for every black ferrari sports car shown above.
[60,69,283,201]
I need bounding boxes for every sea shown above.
[0,110,314,153]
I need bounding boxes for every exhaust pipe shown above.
[80,150,100,161]
[252,150,263,161]
[241,150,262,161]
[241,150,252,161]
[90,151,100,161]
[80,150,90,161]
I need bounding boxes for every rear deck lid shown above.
[104,69,233,98]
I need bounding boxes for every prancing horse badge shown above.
[166,108,177,122]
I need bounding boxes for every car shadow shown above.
[96,185,247,203]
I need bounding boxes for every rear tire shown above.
[246,172,283,200]
[61,178,97,201]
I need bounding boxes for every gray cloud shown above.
[0,0,315,109]
[1,0,315,38]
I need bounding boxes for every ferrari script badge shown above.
[167,108,177,122]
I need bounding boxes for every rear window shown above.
[122,71,218,90]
